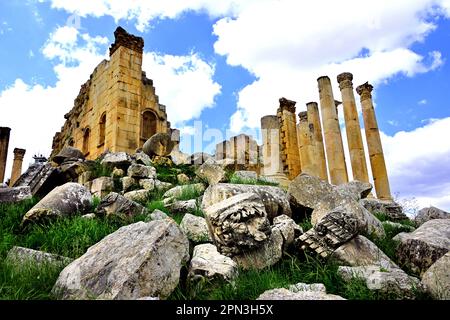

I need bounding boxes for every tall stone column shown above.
[356,82,392,200]
[10,148,26,186]
[277,98,302,180]
[297,112,317,176]
[215,140,230,161]
[306,102,329,181]
[261,115,284,176]
[337,72,370,183]
[317,76,348,185]
[0,127,11,183]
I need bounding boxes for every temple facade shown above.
[51,27,173,160]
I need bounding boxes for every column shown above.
[261,115,283,176]
[277,98,302,179]
[297,111,317,176]
[356,82,392,200]
[10,148,26,186]
[317,76,349,185]
[0,127,11,183]
[215,140,230,160]
[306,102,329,181]
[337,72,370,183]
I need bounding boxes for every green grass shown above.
[154,163,197,185]
[298,217,313,232]
[374,212,416,228]
[0,260,63,300]
[175,184,204,201]
[19,216,137,259]
[229,174,279,186]
[188,202,205,218]
[90,159,113,179]
[366,219,411,267]
[145,191,186,224]
[0,197,40,256]
[92,196,101,212]
[0,195,428,301]
[169,253,392,300]
[0,198,149,299]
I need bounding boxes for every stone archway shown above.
[141,110,157,141]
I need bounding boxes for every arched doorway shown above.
[83,128,90,155]
[99,113,106,146]
[141,110,157,141]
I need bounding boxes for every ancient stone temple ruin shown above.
[215,134,262,173]
[261,73,392,200]
[51,27,173,160]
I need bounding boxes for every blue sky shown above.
[0,0,450,211]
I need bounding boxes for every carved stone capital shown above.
[278,97,297,114]
[13,148,26,159]
[298,111,308,122]
[337,72,354,90]
[356,82,374,101]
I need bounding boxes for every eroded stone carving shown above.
[296,207,361,258]
[204,192,271,257]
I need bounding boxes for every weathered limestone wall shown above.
[306,102,328,181]
[10,148,26,186]
[216,134,261,173]
[357,82,392,200]
[51,27,171,160]
[337,73,369,183]
[215,140,231,160]
[230,134,249,166]
[297,112,316,176]
[261,115,283,176]
[317,76,348,185]
[0,127,11,183]
[277,98,301,180]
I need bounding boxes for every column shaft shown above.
[337,72,370,183]
[306,102,329,181]
[0,127,11,183]
[261,115,284,176]
[357,82,392,200]
[297,112,317,176]
[317,76,349,185]
[10,148,26,186]
[277,98,301,179]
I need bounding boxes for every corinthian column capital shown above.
[337,72,354,90]
[356,82,374,101]
[279,97,297,113]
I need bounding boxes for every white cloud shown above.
[381,117,450,211]
[0,26,220,182]
[47,0,254,31]
[388,120,399,126]
[211,0,449,132]
[142,52,221,126]
[0,21,13,35]
[418,99,428,105]
[44,1,450,131]
[0,27,108,183]
[340,117,450,212]
[26,0,45,25]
